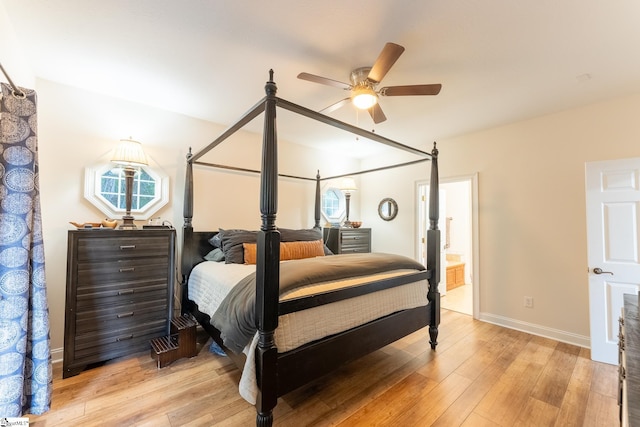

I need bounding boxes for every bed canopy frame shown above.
[182,70,440,427]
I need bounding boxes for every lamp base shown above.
[119,216,138,230]
[342,220,353,228]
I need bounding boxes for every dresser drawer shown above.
[76,280,167,309]
[340,229,370,241]
[75,298,168,334]
[77,257,170,285]
[340,243,370,253]
[77,235,172,262]
[73,320,167,365]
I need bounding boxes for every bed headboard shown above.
[181,228,216,282]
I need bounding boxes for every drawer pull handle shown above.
[118,289,134,295]
[117,312,134,318]
[119,267,135,273]
[116,334,133,342]
[120,245,136,250]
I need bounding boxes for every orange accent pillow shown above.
[243,240,325,264]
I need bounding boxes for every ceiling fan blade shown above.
[297,72,351,90]
[368,103,387,124]
[380,84,442,96]
[367,42,405,83]
[320,98,351,114]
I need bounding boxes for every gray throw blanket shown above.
[211,252,426,354]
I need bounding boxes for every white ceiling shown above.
[3,1,640,157]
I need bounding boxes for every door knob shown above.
[593,267,614,275]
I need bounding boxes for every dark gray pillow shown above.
[279,228,321,242]
[219,229,258,264]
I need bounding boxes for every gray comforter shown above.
[211,252,426,354]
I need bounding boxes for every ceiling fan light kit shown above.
[351,85,378,109]
[298,42,442,124]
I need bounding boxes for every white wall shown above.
[361,92,640,347]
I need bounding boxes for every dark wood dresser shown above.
[63,228,176,378]
[620,293,640,426]
[323,227,371,254]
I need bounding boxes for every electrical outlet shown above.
[524,296,534,308]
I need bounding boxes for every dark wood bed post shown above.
[314,170,321,229]
[427,142,441,349]
[181,148,194,311]
[255,70,279,427]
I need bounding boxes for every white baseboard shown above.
[51,347,63,365]
[479,312,591,349]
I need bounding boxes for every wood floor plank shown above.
[474,357,546,426]
[513,397,559,426]
[591,360,619,398]
[275,397,332,427]
[517,335,558,365]
[398,372,473,426]
[132,413,173,427]
[530,341,580,407]
[461,412,501,426]
[582,391,619,427]
[443,324,513,381]
[335,372,438,426]
[554,349,595,427]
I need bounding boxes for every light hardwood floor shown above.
[29,310,619,426]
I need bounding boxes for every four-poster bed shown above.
[181,70,441,427]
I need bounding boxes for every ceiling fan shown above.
[297,42,442,124]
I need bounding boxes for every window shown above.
[99,168,156,211]
[84,162,169,220]
[320,185,345,223]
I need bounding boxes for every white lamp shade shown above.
[111,138,148,167]
[340,177,358,192]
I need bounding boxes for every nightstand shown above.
[323,228,371,254]
[63,228,176,378]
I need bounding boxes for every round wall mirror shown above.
[378,198,398,221]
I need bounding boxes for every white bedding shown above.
[188,258,429,403]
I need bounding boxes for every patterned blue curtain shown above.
[0,83,52,416]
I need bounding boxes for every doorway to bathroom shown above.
[417,174,478,317]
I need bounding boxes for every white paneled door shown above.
[586,157,640,364]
